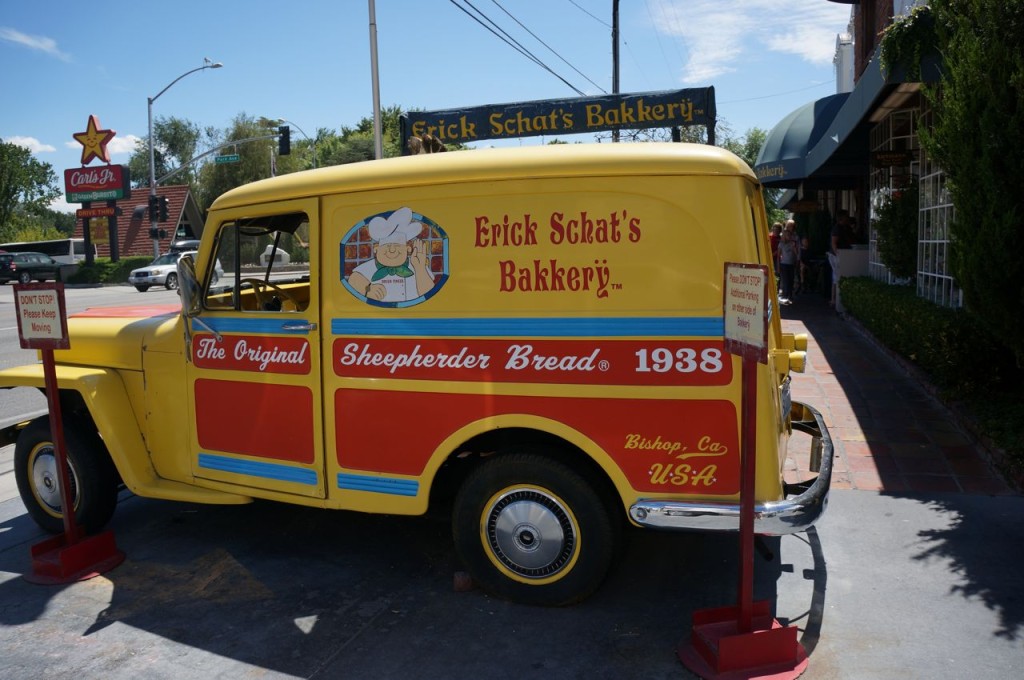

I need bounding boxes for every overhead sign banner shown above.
[401,88,716,146]
[64,164,131,203]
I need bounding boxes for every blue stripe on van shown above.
[198,453,319,485]
[337,473,420,497]
[330,317,724,337]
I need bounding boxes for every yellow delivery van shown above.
[0,143,832,605]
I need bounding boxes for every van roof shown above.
[210,142,756,211]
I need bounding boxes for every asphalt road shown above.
[1,485,1021,679]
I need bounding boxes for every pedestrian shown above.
[828,210,852,307]
[769,222,782,263]
[777,225,799,304]
[798,236,812,294]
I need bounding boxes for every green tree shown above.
[3,221,66,243]
[319,105,410,164]
[919,0,1024,365]
[127,116,203,190]
[721,127,786,224]
[0,141,61,233]
[196,113,277,210]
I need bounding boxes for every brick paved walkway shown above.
[780,292,1015,495]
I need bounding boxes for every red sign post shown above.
[677,263,808,679]
[13,283,124,584]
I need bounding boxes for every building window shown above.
[868,109,920,283]
[917,107,963,308]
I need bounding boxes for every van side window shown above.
[205,212,311,313]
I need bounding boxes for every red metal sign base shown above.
[678,602,808,680]
[24,530,125,585]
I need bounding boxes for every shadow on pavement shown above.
[909,495,1024,641]
[781,292,1024,644]
[0,493,802,679]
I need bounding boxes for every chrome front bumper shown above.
[629,401,833,536]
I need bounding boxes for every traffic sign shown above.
[76,206,117,219]
[215,154,240,164]
[722,262,769,364]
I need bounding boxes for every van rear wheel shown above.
[452,452,618,606]
[13,415,119,534]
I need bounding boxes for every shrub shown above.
[839,277,1018,394]
[841,276,1024,479]
[65,257,151,285]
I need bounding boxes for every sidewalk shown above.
[780,291,1016,496]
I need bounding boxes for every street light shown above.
[148,58,223,257]
[275,118,317,169]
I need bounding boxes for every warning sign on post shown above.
[723,262,768,364]
[13,283,70,350]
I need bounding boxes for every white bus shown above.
[0,238,95,264]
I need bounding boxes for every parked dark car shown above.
[0,252,62,284]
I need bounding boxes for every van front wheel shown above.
[13,415,119,534]
[452,453,618,606]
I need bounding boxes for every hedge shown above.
[64,257,152,285]
[839,276,1019,395]
[840,276,1023,480]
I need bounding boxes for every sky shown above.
[1,0,854,212]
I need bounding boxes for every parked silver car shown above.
[128,251,223,292]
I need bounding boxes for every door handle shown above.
[281,321,317,332]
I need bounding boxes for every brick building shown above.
[73,184,205,259]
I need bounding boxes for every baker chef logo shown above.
[342,207,448,307]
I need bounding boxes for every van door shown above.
[185,199,324,499]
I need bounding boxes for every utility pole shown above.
[612,0,620,143]
[369,0,384,160]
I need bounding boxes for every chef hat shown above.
[368,207,423,244]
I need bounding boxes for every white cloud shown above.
[3,136,56,153]
[651,0,851,84]
[49,195,75,214]
[0,26,71,61]
[107,134,142,156]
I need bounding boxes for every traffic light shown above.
[278,125,291,155]
[158,196,169,222]
[148,227,159,239]
[148,194,159,221]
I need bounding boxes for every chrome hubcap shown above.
[30,446,76,513]
[486,489,575,578]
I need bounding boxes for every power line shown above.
[719,81,832,104]
[449,0,587,96]
[490,0,606,93]
[566,0,610,28]
[622,39,652,90]
[642,0,675,82]
[652,0,689,71]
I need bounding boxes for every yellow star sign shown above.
[73,114,116,165]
